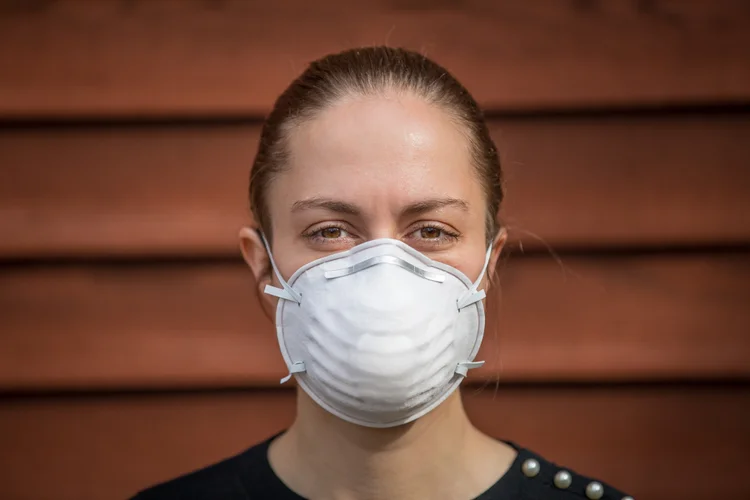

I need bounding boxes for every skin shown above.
[239,91,515,499]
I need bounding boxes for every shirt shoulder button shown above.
[553,470,572,489]
[521,458,540,478]
[585,481,604,499]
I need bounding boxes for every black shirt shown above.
[132,435,630,499]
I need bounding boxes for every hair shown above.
[249,46,504,246]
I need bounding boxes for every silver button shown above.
[554,470,572,489]
[622,497,634,500]
[521,458,540,477]
[585,481,604,499]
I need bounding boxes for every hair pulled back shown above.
[250,46,503,245]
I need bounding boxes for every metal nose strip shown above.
[324,255,446,283]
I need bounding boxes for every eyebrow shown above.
[399,197,469,218]
[290,196,468,218]
[291,197,361,215]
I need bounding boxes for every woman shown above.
[134,47,631,500]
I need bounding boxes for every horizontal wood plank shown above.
[1,0,749,117]
[463,385,750,500]
[1,385,748,499]
[2,114,748,257]
[1,253,748,390]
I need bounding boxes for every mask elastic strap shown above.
[454,247,492,377]
[259,232,302,304]
[455,360,485,377]
[258,232,307,383]
[280,361,306,384]
[456,245,493,310]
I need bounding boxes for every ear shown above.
[239,226,276,319]
[485,227,508,293]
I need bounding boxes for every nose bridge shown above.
[366,217,400,241]
[369,228,398,241]
[357,193,403,241]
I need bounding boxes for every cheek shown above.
[266,229,321,284]
[270,248,307,284]
[263,293,279,312]
[433,245,488,284]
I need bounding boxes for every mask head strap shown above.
[456,244,493,310]
[259,232,302,304]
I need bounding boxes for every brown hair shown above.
[249,46,504,245]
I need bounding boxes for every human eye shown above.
[405,222,460,247]
[302,223,358,247]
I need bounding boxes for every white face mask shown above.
[262,236,491,428]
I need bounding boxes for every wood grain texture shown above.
[0,391,296,500]
[1,0,749,117]
[1,252,747,391]
[2,114,748,258]
[463,384,750,500]
[1,3,747,500]
[1,385,748,500]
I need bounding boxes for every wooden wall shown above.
[1,1,749,499]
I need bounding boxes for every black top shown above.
[132,434,630,500]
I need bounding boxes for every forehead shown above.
[274,93,481,209]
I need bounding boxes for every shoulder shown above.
[502,443,633,500]
[130,439,270,500]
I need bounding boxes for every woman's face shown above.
[242,92,504,308]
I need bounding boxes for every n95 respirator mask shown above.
[262,237,490,428]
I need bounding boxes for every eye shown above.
[419,227,442,239]
[320,227,344,239]
[302,223,357,246]
[405,223,460,246]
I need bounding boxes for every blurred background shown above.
[1,1,749,499]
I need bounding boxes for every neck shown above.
[269,389,516,500]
